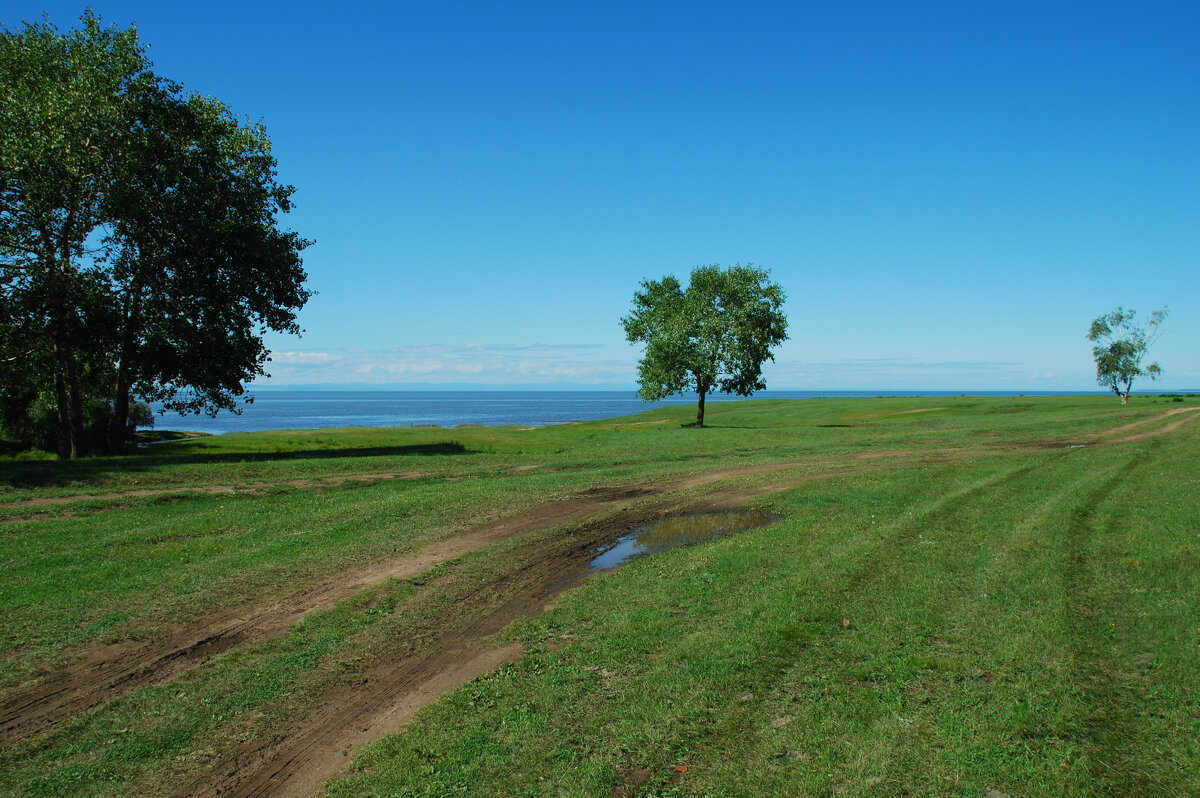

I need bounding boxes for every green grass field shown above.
[0,395,1197,797]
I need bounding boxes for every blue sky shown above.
[14,1,1199,390]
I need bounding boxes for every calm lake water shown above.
[151,390,1095,435]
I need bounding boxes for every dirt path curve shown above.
[179,475,811,798]
[0,483,657,744]
[1082,405,1200,442]
[1091,406,1200,444]
[0,463,804,746]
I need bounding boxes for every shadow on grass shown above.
[0,442,474,489]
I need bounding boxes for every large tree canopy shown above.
[622,264,788,427]
[0,13,311,457]
[1087,306,1167,404]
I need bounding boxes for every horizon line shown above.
[245,385,1200,394]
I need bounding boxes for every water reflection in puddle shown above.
[589,510,781,571]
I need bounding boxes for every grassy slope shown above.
[0,395,1196,796]
[328,420,1200,797]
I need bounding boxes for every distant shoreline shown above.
[151,390,1198,436]
[245,386,1199,395]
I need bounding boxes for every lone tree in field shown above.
[1087,307,1167,404]
[622,264,787,427]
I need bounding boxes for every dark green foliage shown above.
[622,264,787,426]
[0,13,310,457]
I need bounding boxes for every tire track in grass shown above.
[0,471,429,510]
[687,453,1105,796]
[0,485,653,744]
[5,414,1195,792]
[853,456,1122,795]
[177,492,759,798]
[1058,452,1158,796]
[177,465,899,798]
[0,462,810,746]
[1081,406,1200,442]
[1096,406,1200,445]
[742,454,1105,793]
[812,459,1046,601]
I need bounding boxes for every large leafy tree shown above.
[1087,306,1167,404]
[622,264,788,427]
[101,83,311,453]
[0,12,144,457]
[0,13,310,457]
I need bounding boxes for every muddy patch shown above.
[590,510,781,570]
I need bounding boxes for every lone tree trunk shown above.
[1107,378,1127,405]
[695,384,708,428]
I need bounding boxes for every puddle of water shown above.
[589,510,781,571]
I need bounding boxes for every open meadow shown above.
[0,395,1197,797]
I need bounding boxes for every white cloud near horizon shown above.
[765,356,1099,389]
[260,347,1199,391]
[263,344,635,386]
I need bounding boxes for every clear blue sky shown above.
[14,1,1200,390]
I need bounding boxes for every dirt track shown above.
[0,483,656,743]
[177,462,863,798]
[0,460,822,745]
[2,408,1196,797]
[1086,405,1200,444]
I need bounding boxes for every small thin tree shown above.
[1087,307,1167,404]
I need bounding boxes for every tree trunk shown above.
[108,287,141,456]
[52,352,75,460]
[696,387,707,427]
[107,372,131,456]
[68,358,87,457]
[47,244,76,460]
